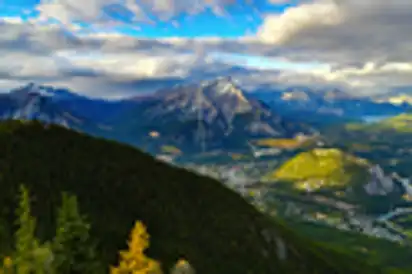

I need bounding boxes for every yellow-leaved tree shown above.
[111,221,163,274]
[0,256,13,274]
[170,259,195,274]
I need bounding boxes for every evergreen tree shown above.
[14,185,40,274]
[52,193,100,274]
[111,221,162,274]
[32,242,54,274]
[3,186,53,274]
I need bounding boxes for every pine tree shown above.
[52,193,100,274]
[14,185,40,274]
[5,186,54,274]
[32,242,54,274]
[111,221,162,274]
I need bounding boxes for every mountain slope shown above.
[7,83,138,122]
[265,148,370,189]
[0,83,86,128]
[263,148,404,213]
[113,77,316,153]
[0,121,383,274]
[0,83,140,141]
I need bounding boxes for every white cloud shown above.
[0,19,265,97]
[258,0,412,64]
[35,0,250,26]
[64,52,204,78]
[0,20,81,55]
[246,0,412,92]
[258,1,344,44]
[0,79,26,93]
[0,16,24,24]
[2,0,412,97]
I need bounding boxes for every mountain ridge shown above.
[2,79,409,156]
[253,87,410,126]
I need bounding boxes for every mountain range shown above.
[252,87,411,126]
[0,78,410,155]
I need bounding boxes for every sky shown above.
[1,0,412,98]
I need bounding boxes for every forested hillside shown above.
[0,120,386,273]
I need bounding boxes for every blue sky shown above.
[0,0,295,38]
[113,2,295,38]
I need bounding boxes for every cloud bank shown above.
[1,0,412,97]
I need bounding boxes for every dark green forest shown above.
[0,120,397,273]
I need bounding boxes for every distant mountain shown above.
[372,87,412,106]
[0,83,89,129]
[0,120,384,274]
[7,83,137,122]
[346,113,412,133]
[374,93,412,106]
[112,77,317,153]
[251,87,410,127]
[0,83,138,138]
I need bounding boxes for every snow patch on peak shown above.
[32,87,55,97]
[11,83,54,99]
[9,83,84,102]
[211,77,249,102]
[224,85,248,102]
[215,75,233,83]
